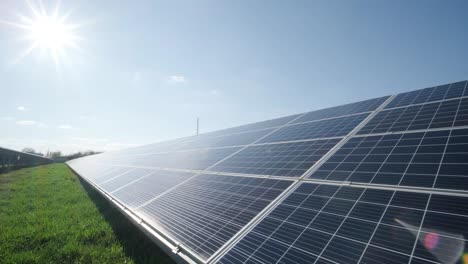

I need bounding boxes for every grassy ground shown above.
[0,163,175,264]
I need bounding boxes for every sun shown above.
[3,1,82,66]
[29,12,76,51]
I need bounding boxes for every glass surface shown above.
[218,182,468,264]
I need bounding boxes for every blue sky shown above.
[0,0,467,154]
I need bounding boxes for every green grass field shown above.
[0,164,175,264]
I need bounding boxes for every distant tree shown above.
[22,147,36,154]
[22,147,45,156]
[44,150,101,162]
[47,151,62,160]
[64,151,102,161]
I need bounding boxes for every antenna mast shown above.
[196,117,199,136]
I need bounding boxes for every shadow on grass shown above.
[77,176,175,264]
[0,164,48,174]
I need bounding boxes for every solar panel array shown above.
[0,146,52,170]
[67,80,468,264]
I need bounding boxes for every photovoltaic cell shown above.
[210,138,341,177]
[136,174,293,260]
[291,96,389,124]
[217,182,468,264]
[259,113,368,144]
[385,80,468,109]
[358,97,468,135]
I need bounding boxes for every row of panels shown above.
[72,159,468,264]
[68,80,468,264]
[88,82,468,182]
[0,146,52,168]
[67,161,295,260]
[81,126,468,193]
[108,97,388,156]
[116,81,467,158]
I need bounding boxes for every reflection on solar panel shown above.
[210,138,341,177]
[292,96,389,124]
[259,113,369,143]
[358,98,468,135]
[217,183,468,264]
[310,129,468,190]
[67,80,468,264]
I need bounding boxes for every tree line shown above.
[21,148,102,162]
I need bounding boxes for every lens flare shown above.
[424,232,440,250]
[463,253,468,264]
[395,218,464,264]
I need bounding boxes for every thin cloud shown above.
[132,71,142,82]
[79,115,97,121]
[58,124,76,130]
[16,120,36,125]
[1,116,14,121]
[16,106,27,111]
[168,75,187,84]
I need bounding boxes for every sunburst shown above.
[3,1,83,66]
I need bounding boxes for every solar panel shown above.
[112,170,195,208]
[216,183,468,264]
[259,113,369,144]
[104,146,242,171]
[173,128,275,150]
[309,129,468,191]
[136,174,294,260]
[358,97,468,135]
[385,81,467,109]
[210,138,341,177]
[205,114,302,137]
[66,80,468,264]
[292,96,390,124]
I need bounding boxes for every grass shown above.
[0,163,175,264]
